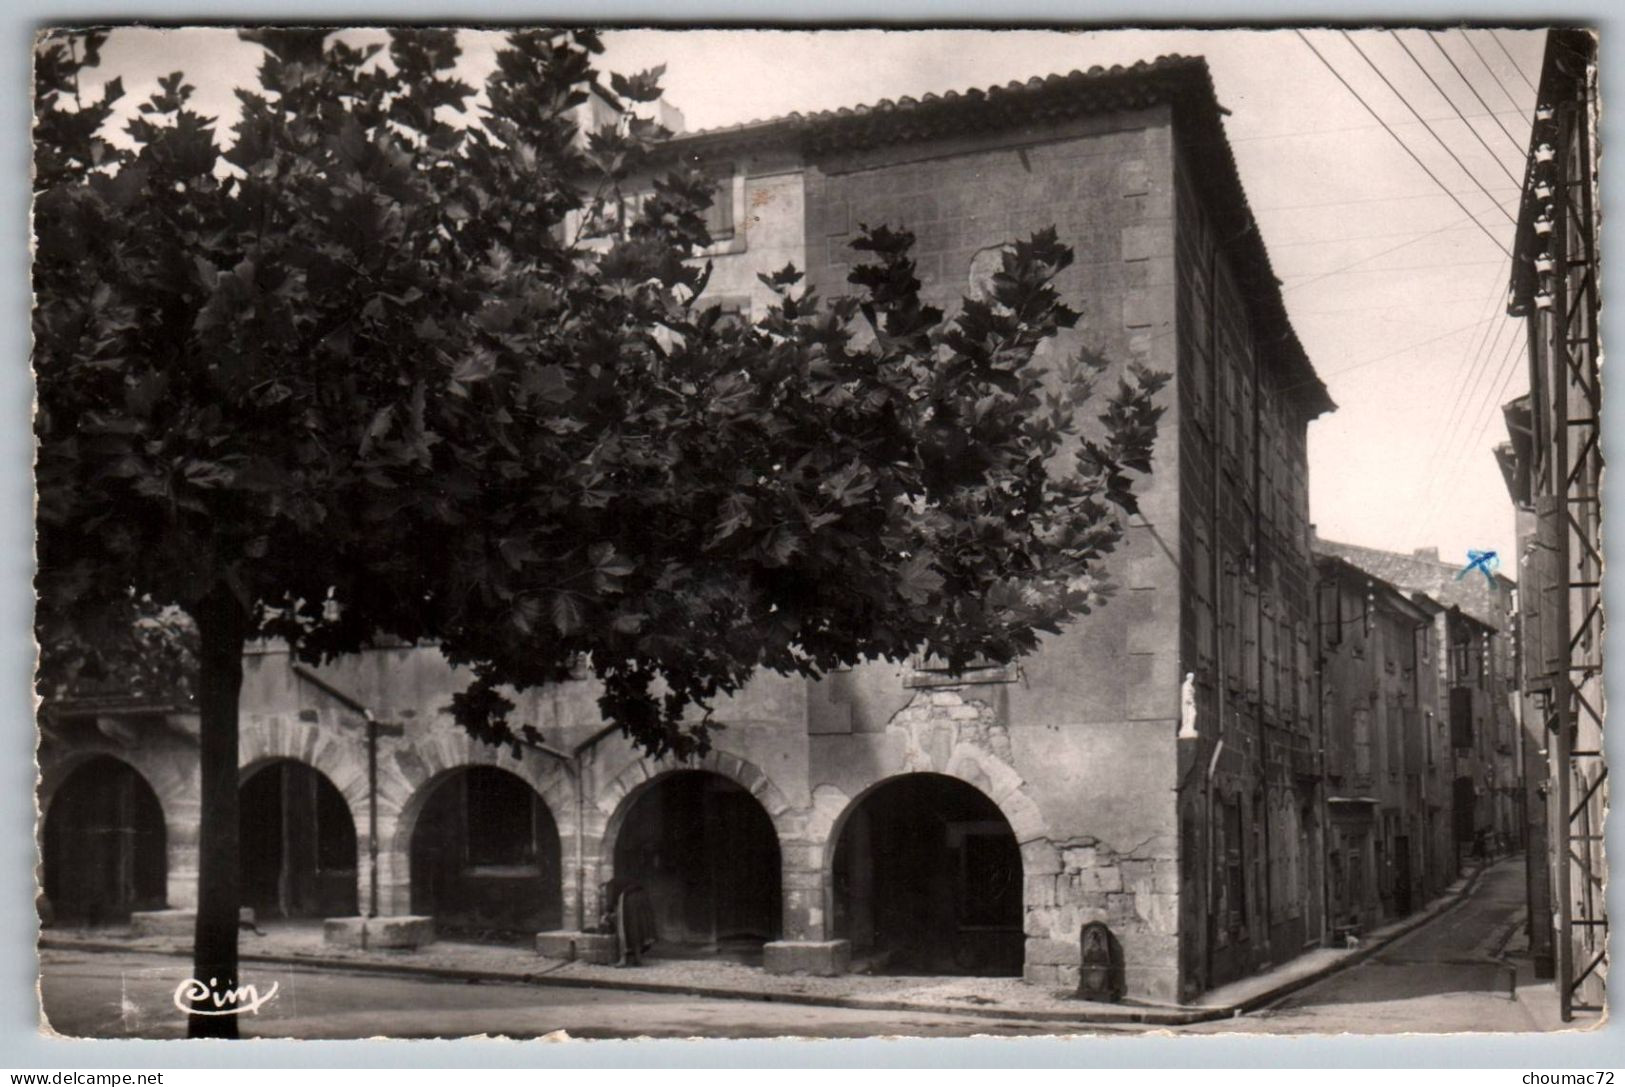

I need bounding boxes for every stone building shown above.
[35,56,1335,1005]
[1497,27,1604,1021]
[1313,554,1450,937]
[1312,538,1523,859]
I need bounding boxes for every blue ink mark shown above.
[1457,549,1500,586]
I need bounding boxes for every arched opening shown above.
[409,766,562,940]
[42,755,167,925]
[612,770,781,957]
[832,772,1022,976]
[239,759,359,921]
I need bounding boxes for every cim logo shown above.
[172,976,280,1017]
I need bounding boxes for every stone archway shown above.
[375,732,574,922]
[405,765,564,938]
[40,739,199,910]
[829,771,1023,975]
[238,759,360,920]
[41,754,168,925]
[805,687,1064,978]
[592,749,799,943]
[605,770,783,954]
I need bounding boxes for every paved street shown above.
[1195,856,1557,1035]
[39,951,1085,1040]
[39,857,1555,1039]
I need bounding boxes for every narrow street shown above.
[1194,856,1556,1034]
[38,857,1556,1040]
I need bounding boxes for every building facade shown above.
[1314,555,1449,937]
[36,57,1336,1005]
[1499,27,1605,1022]
[1312,538,1523,861]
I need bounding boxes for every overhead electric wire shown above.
[1413,262,1515,477]
[1278,257,1505,278]
[1466,31,1537,112]
[1316,27,1528,508]
[1417,305,1524,511]
[1432,272,1518,442]
[1488,29,1541,95]
[1293,30,1514,258]
[1423,30,1534,154]
[1387,29,1524,188]
[1304,311,1502,385]
[1265,220,1511,249]
[1336,30,1518,228]
[1258,186,1518,214]
[1416,325,1529,539]
[1229,105,1533,145]
[1281,197,1518,294]
[1425,307,1519,496]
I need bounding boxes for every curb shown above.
[1214,862,1487,1018]
[40,863,1494,1029]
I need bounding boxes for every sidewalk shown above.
[40,865,1486,1028]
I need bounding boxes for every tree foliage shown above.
[35,27,1167,763]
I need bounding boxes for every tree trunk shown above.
[188,584,247,1039]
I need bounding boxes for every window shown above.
[1261,600,1278,713]
[1191,523,1212,653]
[1385,699,1402,779]
[1353,707,1373,782]
[1317,580,1343,648]
[1450,640,1472,687]
[1223,562,1241,693]
[703,168,737,240]
[1295,624,1312,729]
[1223,798,1246,934]
[1242,581,1260,701]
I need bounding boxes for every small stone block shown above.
[367,916,435,949]
[534,930,577,960]
[763,939,851,977]
[322,917,367,949]
[534,930,618,964]
[574,933,618,964]
[129,909,196,937]
[323,915,434,950]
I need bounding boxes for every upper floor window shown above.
[701,167,737,241]
[1450,640,1472,687]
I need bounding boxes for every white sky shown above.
[77,26,1550,572]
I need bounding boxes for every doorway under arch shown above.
[831,772,1023,976]
[611,770,782,955]
[239,759,359,920]
[42,755,167,925]
[409,766,562,939]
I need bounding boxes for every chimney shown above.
[1413,547,1440,563]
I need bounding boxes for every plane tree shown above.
[32,27,1165,1038]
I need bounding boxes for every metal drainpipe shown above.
[290,665,385,944]
[533,722,623,932]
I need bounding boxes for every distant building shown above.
[1314,554,1449,936]
[37,56,1336,1004]
[1312,537,1522,861]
